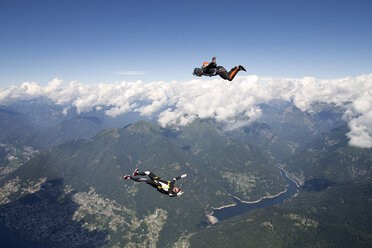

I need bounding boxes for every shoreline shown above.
[208,165,299,219]
[230,187,288,204]
[210,186,288,213]
[211,202,237,211]
[276,165,301,188]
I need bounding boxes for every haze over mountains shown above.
[1,74,372,147]
[0,75,372,247]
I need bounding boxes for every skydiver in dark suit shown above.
[193,57,246,81]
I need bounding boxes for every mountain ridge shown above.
[0,119,286,247]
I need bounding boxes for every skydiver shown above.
[193,57,246,81]
[123,169,187,197]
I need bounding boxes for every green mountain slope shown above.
[284,126,372,185]
[1,101,146,179]
[171,120,286,202]
[188,126,372,248]
[0,107,40,178]
[189,181,372,248]
[0,120,285,247]
[226,102,346,163]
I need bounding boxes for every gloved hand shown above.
[181,174,187,178]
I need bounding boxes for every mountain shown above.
[187,125,372,248]
[0,100,147,178]
[227,101,347,163]
[170,120,287,201]
[284,125,372,186]
[188,181,372,248]
[0,99,369,248]
[0,107,39,178]
[0,120,285,247]
[23,116,105,150]
[2,99,148,150]
[0,107,36,143]
[226,121,287,162]
[0,100,346,179]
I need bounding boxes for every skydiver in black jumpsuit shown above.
[193,57,246,81]
[124,169,187,197]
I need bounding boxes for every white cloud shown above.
[1,73,372,148]
[347,113,372,148]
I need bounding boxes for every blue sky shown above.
[1,0,371,87]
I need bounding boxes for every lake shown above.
[212,167,299,221]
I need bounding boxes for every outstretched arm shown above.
[206,57,217,69]
[173,174,187,181]
[169,174,186,197]
[169,191,183,197]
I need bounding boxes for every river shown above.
[212,167,299,222]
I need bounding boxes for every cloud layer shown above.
[1,74,372,148]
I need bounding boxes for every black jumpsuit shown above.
[202,61,240,81]
[129,170,183,197]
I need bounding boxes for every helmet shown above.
[193,68,203,77]
[203,61,208,66]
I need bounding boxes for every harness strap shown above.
[154,179,170,189]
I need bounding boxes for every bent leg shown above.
[227,66,240,81]
[129,176,158,188]
[135,170,158,178]
[135,170,147,176]
[216,66,230,80]
[131,170,160,187]
[129,176,150,183]
[137,170,160,180]
[143,171,162,188]
[147,171,160,181]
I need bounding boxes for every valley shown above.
[0,100,371,247]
